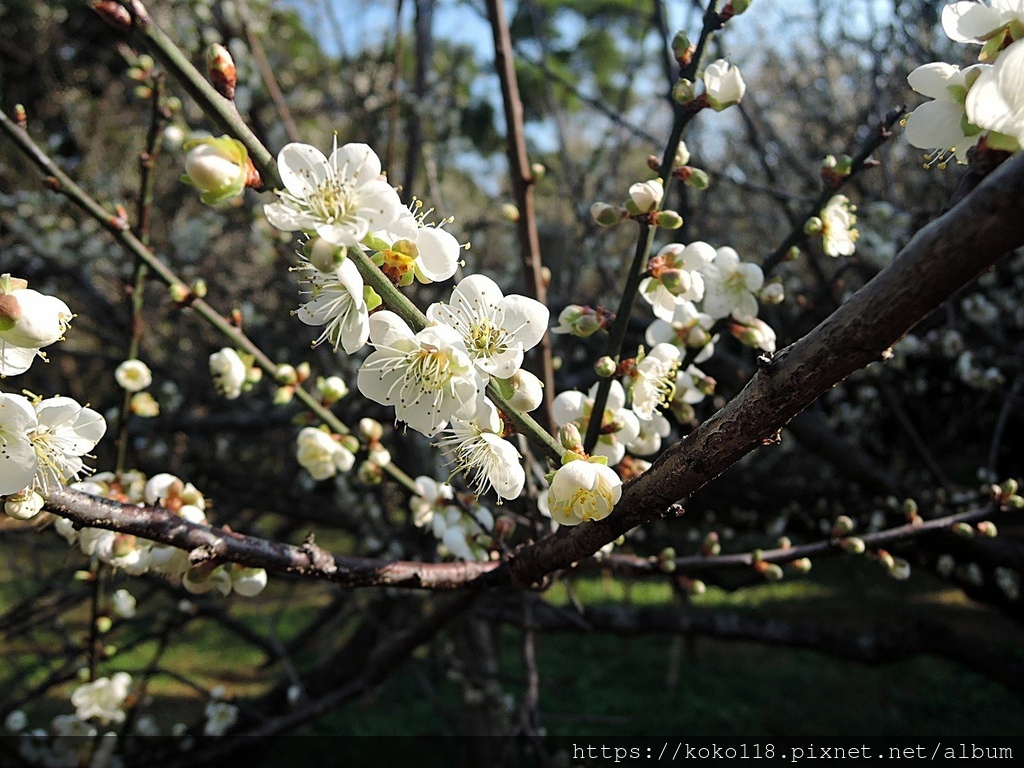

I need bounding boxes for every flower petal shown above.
[278,143,331,197]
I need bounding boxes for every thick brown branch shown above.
[42,488,497,589]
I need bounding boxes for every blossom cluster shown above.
[409,476,496,561]
[57,471,268,597]
[905,0,1024,165]
[253,140,552,505]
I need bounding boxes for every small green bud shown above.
[976,520,997,537]
[1005,494,1024,509]
[590,202,626,226]
[359,417,384,443]
[275,364,298,385]
[804,216,823,235]
[192,278,208,298]
[672,78,697,104]
[306,238,346,272]
[595,356,617,378]
[169,283,190,303]
[902,498,918,517]
[531,162,547,181]
[357,460,383,486]
[340,434,360,455]
[654,209,684,229]
[558,423,583,452]
[888,557,911,580]
[840,537,865,554]
[1001,478,1019,496]
[671,31,692,63]
[952,521,975,538]
[95,616,113,634]
[789,557,812,573]
[831,515,855,536]
[682,168,710,189]
[272,385,294,406]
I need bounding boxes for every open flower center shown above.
[409,349,454,392]
[469,319,507,357]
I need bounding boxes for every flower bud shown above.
[305,238,346,273]
[755,561,784,580]
[552,305,603,337]
[4,491,44,521]
[357,460,383,486]
[500,203,520,222]
[531,162,547,181]
[273,385,295,405]
[626,179,664,214]
[95,616,113,634]
[181,136,249,205]
[115,359,153,392]
[207,44,236,100]
[877,549,896,570]
[682,577,706,595]
[1001,478,1019,496]
[122,398,153,428]
[558,423,584,452]
[888,557,911,580]
[274,364,298,385]
[317,375,349,404]
[671,31,693,65]
[653,209,684,229]
[701,59,746,110]
[831,514,855,536]
[671,400,695,423]
[730,0,752,13]
[674,140,691,167]
[789,557,812,573]
[952,521,975,538]
[804,216,823,235]
[1005,494,1024,509]
[169,283,191,303]
[507,369,544,412]
[672,78,696,104]
[977,520,997,537]
[590,202,626,226]
[682,168,710,190]
[701,531,721,556]
[340,434,361,455]
[759,281,785,305]
[359,418,384,443]
[839,537,865,554]
[594,356,617,378]
[660,269,692,297]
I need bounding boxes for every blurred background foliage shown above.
[1,0,1023,759]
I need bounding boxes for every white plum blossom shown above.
[110,589,137,619]
[209,348,247,399]
[369,205,461,285]
[409,476,455,529]
[203,701,239,737]
[294,257,370,354]
[229,565,268,597]
[0,277,73,377]
[639,241,715,321]
[0,394,106,495]
[553,380,640,466]
[505,369,545,412]
[357,311,481,437]
[114,359,153,392]
[542,459,622,526]
[628,344,681,420]
[942,0,1024,44]
[4,489,44,520]
[904,63,981,164]
[71,672,132,724]
[733,316,777,353]
[701,247,764,320]
[644,300,716,363]
[966,38,1024,147]
[295,426,355,480]
[434,398,525,502]
[820,195,859,257]
[702,59,746,110]
[627,413,671,456]
[426,275,549,380]
[264,141,402,247]
[628,179,663,213]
